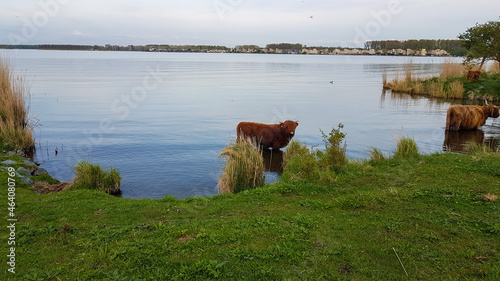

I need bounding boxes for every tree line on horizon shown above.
[0,44,229,52]
[0,40,466,55]
[364,39,467,56]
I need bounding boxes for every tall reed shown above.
[0,57,34,152]
[404,61,413,83]
[217,137,265,194]
[440,59,465,79]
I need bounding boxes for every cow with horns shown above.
[236,120,299,150]
[445,100,499,131]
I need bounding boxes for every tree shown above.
[458,20,500,70]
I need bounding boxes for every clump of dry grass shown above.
[383,60,466,99]
[382,72,388,88]
[440,59,465,79]
[404,61,413,83]
[384,73,413,92]
[447,81,464,99]
[0,57,34,152]
[427,81,446,98]
[412,80,426,94]
[217,137,265,194]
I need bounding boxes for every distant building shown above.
[430,49,449,56]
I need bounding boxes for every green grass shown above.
[73,161,122,195]
[1,147,499,280]
[464,141,496,154]
[394,136,419,159]
[462,72,500,100]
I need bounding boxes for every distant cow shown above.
[237,120,299,150]
[466,70,481,82]
[445,104,499,131]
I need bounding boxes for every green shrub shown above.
[282,141,319,182]
[217,137,265,194]
[73,161,121,194]
[282,139,310,168]
[318,123,347,171]
[394,136,419,159]
[282,124,348,184]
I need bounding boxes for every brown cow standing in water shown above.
[445,104,499,131]
[237,120,299,150]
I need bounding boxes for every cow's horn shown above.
[484,98,488,105]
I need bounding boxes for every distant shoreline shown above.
[0,44,458,57]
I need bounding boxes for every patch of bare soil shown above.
[482,194,498,202]
[33,182,73,194]
[176,234,197,243]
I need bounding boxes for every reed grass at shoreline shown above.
[0,57,35,154]
[217,136,265,194]
[383,60,500,101]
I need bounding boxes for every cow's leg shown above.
[450,118,461,131]
[272,142,281,151]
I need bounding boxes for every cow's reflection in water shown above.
[262,149,284,174]
[261,149,284,184]
[444,129,484,152]
[444,129,499,152]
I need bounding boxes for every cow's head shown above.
[280,120,299,139]
[491,105,500,118]
[485,105,500,118]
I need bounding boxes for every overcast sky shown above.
[1,0,499,47]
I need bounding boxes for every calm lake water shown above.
[5,50,500,199]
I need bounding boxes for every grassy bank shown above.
[383,61,500,101]
[1,145,499,280]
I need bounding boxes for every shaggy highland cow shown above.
[466,70,481,82]
[445,104,499,131]
[236,120,299,150]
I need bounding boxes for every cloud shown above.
[1,0,499,46]
[71,30,90,36]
